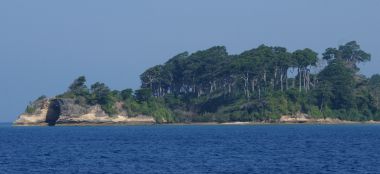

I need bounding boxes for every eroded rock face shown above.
[14,98,155,126]
[14,99,50,125]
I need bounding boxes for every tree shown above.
[273,47,292,91]
[369,74,380,109]
[135,88,152,102]
[182,46,229,97]
[322,47,340,61]
[58,76,90,99]
[68,76,89,96]
[339,41,371,64]
[121,88,133,100]
[313,80,333,113]
[90,82,111,104]
[318,59,355,110]
[89,82,117,115]
[234,48,259,98]
[322,41,371,70]
[292,48,318,92]
[164,52,189,95]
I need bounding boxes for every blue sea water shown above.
[1,124,380,174]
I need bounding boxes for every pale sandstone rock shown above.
[14,98,155,126]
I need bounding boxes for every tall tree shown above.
[318,59,355,110]
[68,76,89,96]
[292,48,318,92]
[322,41,371,70]
[90,82,112,105]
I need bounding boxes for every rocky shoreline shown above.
[14,97,379,126]
[14,98,155,126]
[14,116,380,126]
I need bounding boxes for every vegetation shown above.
[33,41,380,122]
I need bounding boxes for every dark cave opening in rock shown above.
[46,99,61,126]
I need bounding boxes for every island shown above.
[14,41,380,126]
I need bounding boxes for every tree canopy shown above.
[37,41,380,122]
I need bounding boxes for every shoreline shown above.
[12,120,380,126]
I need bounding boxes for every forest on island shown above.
[27,41,380,122]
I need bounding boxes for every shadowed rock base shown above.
[46,99,61,126]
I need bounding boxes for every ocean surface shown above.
[1,124,380,174]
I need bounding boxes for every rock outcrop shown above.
[279,113,356,124]
[14,98,155,126]
[14,99,50,126]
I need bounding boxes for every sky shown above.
[0,0,379,122]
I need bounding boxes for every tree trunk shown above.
[242,72,250,98]
[285,73,289,90]
[263,71,267,87]
[209,81,213,93]
[306,70,309,90]
[258,87,261,100]
[274,67,278,89]
[246,72,250,98]
[303,68,307,91]
[298,68,302,92]
[251,79,255,92]
[280,73,283,91]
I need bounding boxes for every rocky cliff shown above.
[14,98,155,126]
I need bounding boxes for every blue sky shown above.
[1,0,379,122]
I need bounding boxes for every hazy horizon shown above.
[1,0,380,122]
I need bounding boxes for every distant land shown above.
[14,41,380,126]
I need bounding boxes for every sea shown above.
[1,123,380,174]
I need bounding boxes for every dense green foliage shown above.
[38,41,380,122]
